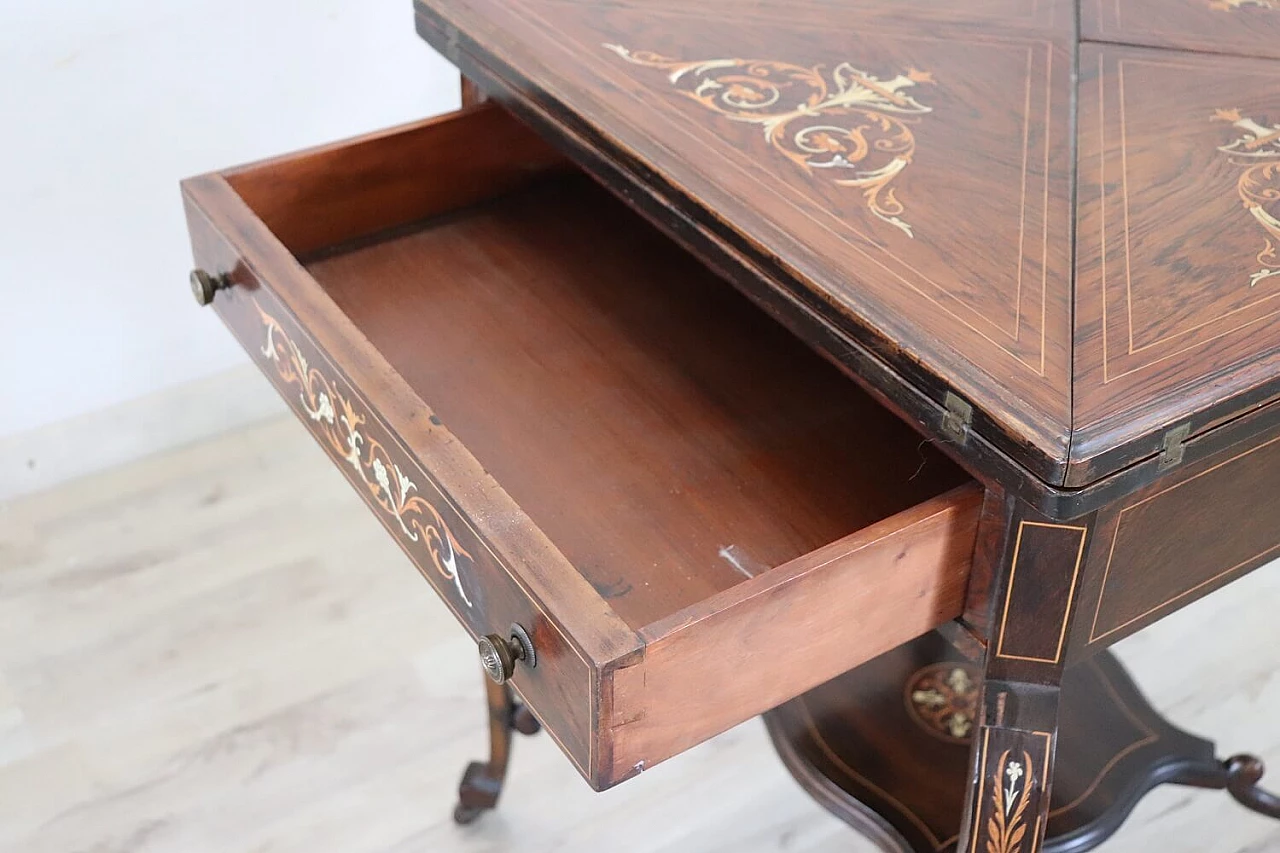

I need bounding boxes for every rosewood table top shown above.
[414,0,1280,492]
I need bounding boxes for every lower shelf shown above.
[763,632,1264,853]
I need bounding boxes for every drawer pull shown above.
[478,623,537,684]
[190,268,230,306]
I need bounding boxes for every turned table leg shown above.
[453,674,541,825]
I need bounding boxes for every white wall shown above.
[0,0,460,440]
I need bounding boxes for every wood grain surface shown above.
[308,174,970,631]
[1070,425,1280,654]
[1073,44,1280,482]
[1084,0,1280,61]
[223,105,568,257]
[607,486,981,782]
[418,0,1077,480]
[415,0,1280,488]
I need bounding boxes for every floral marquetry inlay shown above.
[605,44,934,238]
[987,750,1035,853]
[906,662,979,742]
[1214,109,1280,287]
[255,302,476,607]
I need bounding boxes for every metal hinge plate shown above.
[1158,423,1191,470]
[941,392,973,445]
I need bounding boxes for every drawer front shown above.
[184,206,601,780]
[603,484,981,783]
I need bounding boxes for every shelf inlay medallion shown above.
[906,662,979,742]
[605,44,934,238]
[1214,109,1280,287]
[255,302,476,607]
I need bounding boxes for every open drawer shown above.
[182,104,982,790]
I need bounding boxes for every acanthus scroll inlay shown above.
[605,44,934,238]
[255,302,476,607]
[1214,109,1280,287]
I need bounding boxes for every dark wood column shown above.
[958,499,1095,853]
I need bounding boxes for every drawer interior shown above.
[192,104,981,786]
[253,168,969,633]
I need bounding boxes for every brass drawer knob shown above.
[190,268,229,306]
[478,623,536,685]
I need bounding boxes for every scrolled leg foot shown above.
[1224,754,1280,819]
[452,677,540,825]
[454,760,505,825]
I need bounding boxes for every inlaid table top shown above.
[414,0,1280,489]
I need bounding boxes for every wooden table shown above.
[181,2,1280,849]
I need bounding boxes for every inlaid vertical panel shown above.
[994,522,1088,665]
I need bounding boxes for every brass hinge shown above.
[941,392,973,445]
[1158,423,1191,470]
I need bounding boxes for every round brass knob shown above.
[190,268,228,306]
[478,623,536,684]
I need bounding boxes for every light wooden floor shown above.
[1,414,1277,853]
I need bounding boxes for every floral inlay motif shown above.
[605,44,935,238]
[256,302,475,607]
[987,750,1034,853]
[1214,108,1280,287]
[906,662,980,742]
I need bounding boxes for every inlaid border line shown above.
[800,699,948,850]
[1097,55,1280,386]
[995,521,1089,664]
[1089,431,1280,642]
[1047,662,1159,816]
[517,4,1057,372]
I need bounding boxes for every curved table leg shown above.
[1224,755,1280,818]
[453,675,541,825]
[1182,754,1280,819]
